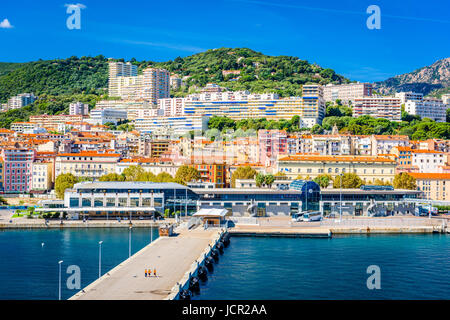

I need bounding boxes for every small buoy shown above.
[41,242,44,247]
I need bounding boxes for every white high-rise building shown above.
[7,93,37,109]
[441,94,450,105]
[353,97,401,121]
[108,62,170,104]
[69,102,89,116]
[395,91,423,104]
[108,61,138,98]
[405,98,447,122]
[323,83,372,104]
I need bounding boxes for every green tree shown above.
[122,166,146,181]
[333,173,363,189]
[264,174,275,188]
[231,166,257,187]
[255,173,265,187]
[175,165,201,185]
[313,174,333,188]
[155,172,174,183]
[393,173,416,190]
[55,173,78,199]
[99,173,125,182]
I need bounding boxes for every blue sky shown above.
[0,0,448,82]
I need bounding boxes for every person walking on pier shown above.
[145,269,148,277]
[153,268,157,277]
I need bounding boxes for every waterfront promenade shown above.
[70,226,222,300]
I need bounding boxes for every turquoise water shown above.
[0,228,158,300]
[194,234,450,300]
[0,230,448,300]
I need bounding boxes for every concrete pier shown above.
[70,226,223,300]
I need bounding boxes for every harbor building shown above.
[194,182,319,217]
[320,188,421,217]
[56,181,198,219]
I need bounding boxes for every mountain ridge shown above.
[374,57,450,96]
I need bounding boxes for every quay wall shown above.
[166,228,227,300]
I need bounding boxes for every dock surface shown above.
[70,227,221,300]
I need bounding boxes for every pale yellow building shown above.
[31,161,54,191]
[55,151,121,179]
[409,173,450,201]
[277,155,396,184]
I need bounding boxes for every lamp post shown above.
[128,226,132,258]
[58,260,63,300]
[339,173,343,223]
[98,241,103,278]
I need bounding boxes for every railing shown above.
[228,217,258,225]
[320,217,442,228]
[187,217,202,230]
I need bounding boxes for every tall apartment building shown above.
[141,68,170,103]
[87,108,128,125]
[108,61,137,97]
[1,148,36,193]
[405,98,447,122]
[301,84,326,127]
[395,91,423,104]
[7,93,37,109]
[323,83,372,104]
[69,102,90,116]
[108,62,170,104]
[153,85,325,128]
[353,97,402,121]
[258,130,288,167]
[441,94,450,105]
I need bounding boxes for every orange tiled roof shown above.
[279,155,396,163]
[409,172,450,180]
[57,151,121,157]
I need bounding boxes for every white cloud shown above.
[65,3,87,9]
[0,19,13,29]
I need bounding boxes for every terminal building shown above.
[37,181,422,219]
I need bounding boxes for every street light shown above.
[128,226,132,258]
[98,241,103,278]
[339,173,343,223]
[58,260,63,300]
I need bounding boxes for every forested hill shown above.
[148,48,350,96]
[0,48,349,103]
[0,56,109,102]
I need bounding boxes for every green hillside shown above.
[0,56,109,103]
[0,48,349,103]
[148,47,350,97]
